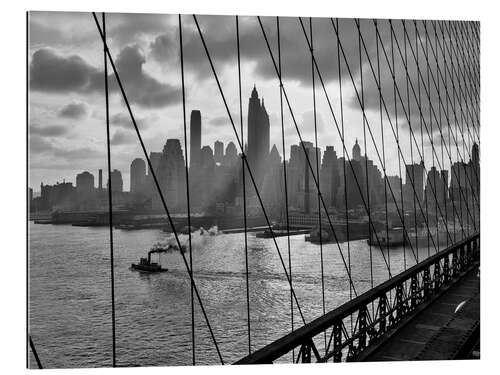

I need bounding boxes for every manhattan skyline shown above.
[28,12,473,191]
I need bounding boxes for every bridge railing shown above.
[235,233,480,364]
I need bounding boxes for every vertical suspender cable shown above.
[276,16,295,361]
[236,15,251,355]
[92,13,224,364]
[336,19,353,332]
[309,17,326,352]
[424,21,433,254]
[375,21,392,273]
[178,14,196,365]
[102,12,116,367]
[358,20,374,292]
[434,22,449,248]
[390,21,410,264]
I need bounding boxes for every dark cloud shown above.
[30,123,69,137]
[110,45,181,108]
[149,16,364,86]
[29,48,100,92]
[58,102,88,119]
[30,46,181,108]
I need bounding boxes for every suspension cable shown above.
[178,14,196,365]
[29,336,43,369]
[193,14,318,326]
[91,12,224,364]
[398,21,479,222]
[235,15,251,355]
[256,16,363,292]
[276,16,295,359]
[101,12,116,367]
[296,18,396,274]
[308,18,327,352]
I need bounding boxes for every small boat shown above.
[131,245,173,273]
[131,257,168,272]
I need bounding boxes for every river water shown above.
[28,221,440,368]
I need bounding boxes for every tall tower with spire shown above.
[352,139,361,161]
[247,85,270,186]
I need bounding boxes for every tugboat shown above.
[131,245,173,272]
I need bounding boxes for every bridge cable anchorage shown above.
[308,17,327,354]
[235,15,251,355]
[101,12,116,367]
[91,12,224,365]
[394,21,479,228]
[29,336,43,369]
[178,14,196,365]
[192,14,314,328]
[276,16,295,361]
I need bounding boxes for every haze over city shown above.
[29,12,469,192]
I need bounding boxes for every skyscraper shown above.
[247,85,270,186]
[109,169,123,193]
[214,140,224,164]
[98,169,103,191]
[76,171,94,195]
[154,139,186,211]
[352,139,361,161]
[130,158,146,194]
[190,110,201,169]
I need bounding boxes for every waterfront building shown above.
[76,171,95,195]
[130,158,146,194]
[109,169,123,193]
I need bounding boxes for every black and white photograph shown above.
[9,1,497,372]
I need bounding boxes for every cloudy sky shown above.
[28,12,478,191]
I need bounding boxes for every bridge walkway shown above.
[359,267,480,361]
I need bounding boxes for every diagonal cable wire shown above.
[92,12,224,365]
[192,14,319,325]
[178,14,196,365]
[235,15,252,355]
[101,12,116,367]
